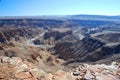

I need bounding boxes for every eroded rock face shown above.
[93,33,120,43]
[80,43,120,64]
[0,27,43,44]
[53,37,105,60]
[53,37,120,63]
[33,30,79,45]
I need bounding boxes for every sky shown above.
[0,0,120,16]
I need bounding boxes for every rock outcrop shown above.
[0,56,120,80]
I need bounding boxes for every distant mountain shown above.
[1,14,120,21]
[68,14,120,21]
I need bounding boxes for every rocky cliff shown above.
[53,37,120,63]
[92,32,120,43]
[33,30,79,45]
[53,37,104,60]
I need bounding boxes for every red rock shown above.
[15,72,36,80]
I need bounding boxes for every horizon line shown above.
[0,14,120,17]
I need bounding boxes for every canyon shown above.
[0,15,120,80]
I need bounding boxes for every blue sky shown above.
[0,0,120,16]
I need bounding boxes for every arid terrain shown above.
[0,15,120,80]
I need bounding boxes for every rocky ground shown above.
[0,56,120,80]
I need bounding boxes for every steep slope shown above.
[0,27,43,44]
[92,32,120,43]
[53,37,105,60]
[33,30,79,45]
[52,37,120,63]
[84,44,120,62]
